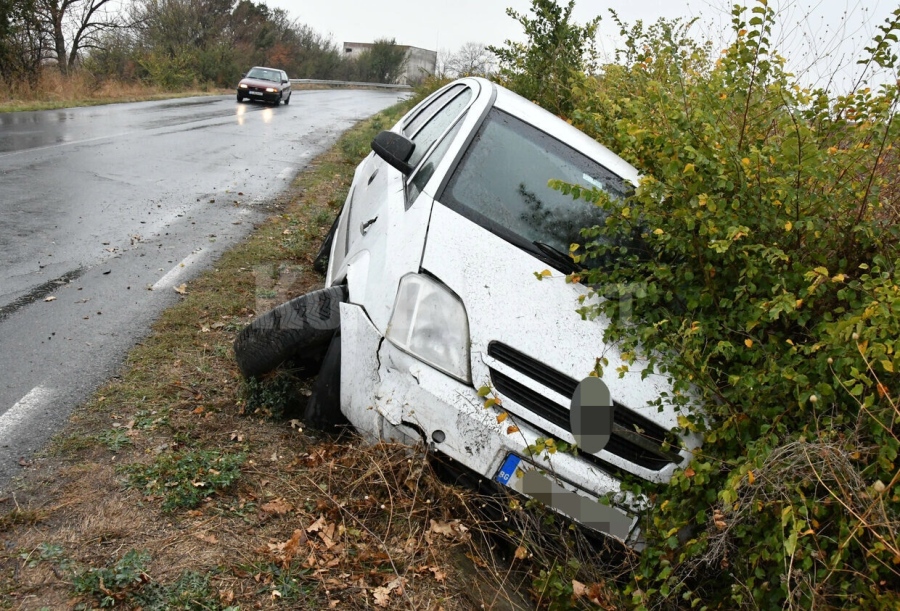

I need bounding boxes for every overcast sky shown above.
[266,0,898,88]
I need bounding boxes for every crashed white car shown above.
[235,77,700,546]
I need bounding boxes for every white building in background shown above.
[342,42,437,85]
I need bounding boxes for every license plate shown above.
[494,453,635,540]
[249,91,262,96]
[495,454,523,486]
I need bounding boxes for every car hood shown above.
[421,202,694,464]
[239,77,279,88]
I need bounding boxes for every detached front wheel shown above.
[233,285,347,378]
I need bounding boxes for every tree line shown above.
[0,0,412,89]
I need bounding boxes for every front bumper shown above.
[338,302,642,546]
[238,87,279,102]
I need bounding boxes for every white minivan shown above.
[234,78,700,546]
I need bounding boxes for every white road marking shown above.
[151,248,209,291]
[0,385,54,438]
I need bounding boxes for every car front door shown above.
[341,81,480,332]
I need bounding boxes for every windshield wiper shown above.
[532,241,583,275]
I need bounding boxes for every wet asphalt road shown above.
[0,90,404,492]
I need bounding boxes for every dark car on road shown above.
[237,67,292,105]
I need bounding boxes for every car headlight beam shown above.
[386,274,471,383]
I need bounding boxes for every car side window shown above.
[407,119,464,204]
[403,85,465,138]
[405,89,472,169]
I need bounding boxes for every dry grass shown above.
[0,72,228,113]
[0,100,626,611]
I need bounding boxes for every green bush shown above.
[505,0,900,607]
[488,0,600,118]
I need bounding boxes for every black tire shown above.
[304,333,346,430]
[233,285,347,378]
[313,213,340,275]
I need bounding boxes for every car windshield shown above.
[442,108,630,261]
[246,68,280,82]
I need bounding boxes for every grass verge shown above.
[0,94,628,610]
[0,72,233,113]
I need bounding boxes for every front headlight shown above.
[239,83,248,88]
[386,274,471,383]
[265,87,277,93]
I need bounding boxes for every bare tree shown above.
[444,41,496,77]
[34,0,123,74]
[0,0,45,83]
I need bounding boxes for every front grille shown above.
[487,342,682,472]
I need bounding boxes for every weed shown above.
[314,208,334,227]
[133,570,236,611]
[240,371,307,419]
[19,543,66,569]
[133,409,169,430]
[240,561,315,604]
[98,428,132,452]
[121,450,245,511]
[72,549,151,609]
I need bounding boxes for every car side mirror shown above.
[371,131,415,175]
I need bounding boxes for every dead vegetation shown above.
[0,71,228,113]
[0,102,628,611]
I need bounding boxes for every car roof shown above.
[464,77,640,187]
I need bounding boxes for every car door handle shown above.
[360,217,378,235]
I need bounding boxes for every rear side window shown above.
[441,108,630,254]
[403,85,465,137]
[403,86,472,168]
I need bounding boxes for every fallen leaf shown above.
[373,577,406,607]
[174,283,188,295]
[573,580,586,597]
[194,533,218,544]
[261,498,293,515]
